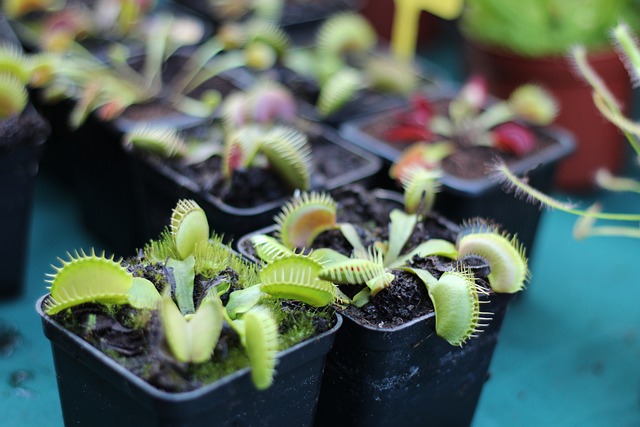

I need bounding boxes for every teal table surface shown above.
[2,21,640,427]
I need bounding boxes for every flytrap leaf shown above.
[259,254,337,307]
[318,248,394,296]
[123,125,188,158]
[161,288,224,364]
[405,267,490,346]
[242,306,279,390]
[275,192,337,249]
[317,67,362,117]
[251,234,294,263]
[45,250,160,315]
[260,126,312,191]
[457,220,529,293]
[171,200,210,259]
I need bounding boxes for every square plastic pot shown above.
[128,123,382,244]
[0,108,49,297]
[35,64,241,255]
[314,293,513,427]
[36,295,342,427]
[340,104,575,253]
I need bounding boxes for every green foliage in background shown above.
[460,0,640,56]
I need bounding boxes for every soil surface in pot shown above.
[363,101,556,180]
[144,126,370,208]
[49,260,334,393]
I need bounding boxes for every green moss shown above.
[189,346,251,384]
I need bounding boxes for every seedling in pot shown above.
[386,76,559,183]
[42,199,336,390]
[497,23,640,240]
[250,175,529,346]
[124,80,313,194]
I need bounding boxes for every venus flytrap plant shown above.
[250,185,529,344]
[44,199,337,391]
[41,12,290,128]
[124,80,313,193]
[283,12,419,118]
[497,22,640,240]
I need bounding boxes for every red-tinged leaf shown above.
[384,125,433,143]
[492,122,536,156]
[226,143,244,175]
[389,143,437,181]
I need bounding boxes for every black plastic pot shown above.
[0,108,49,297]
[340,102,575,253]
[0,16,50,297]
[35,58,243,255]
[171,0,361,29]
[235,189,512,427]
[128,122,382,243]
[36,295,342,427]
[314,293,512,427]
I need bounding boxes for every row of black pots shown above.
[37,292,512,427]
[0,15,50,297]
[36,187,514,427]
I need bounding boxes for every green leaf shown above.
[45,250,132,315]
[251,234,293,263]
[226,285,264,319]
[309,248,350,265]
[338,223,365,253]
[188,290,224,363]
[160,288,224,363]
[128,277,161,310]
[167,256,196,315]
[387,239,458,269]
[160,288,191,362]
[385,209,417,266]
[243,306,279,390]
[171,200,210,259]
[259,254,336,307]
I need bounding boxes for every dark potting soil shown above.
[305,186,484,329]
[362,105,556,180]
[159,131,370,208]
[50,259,334,393]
